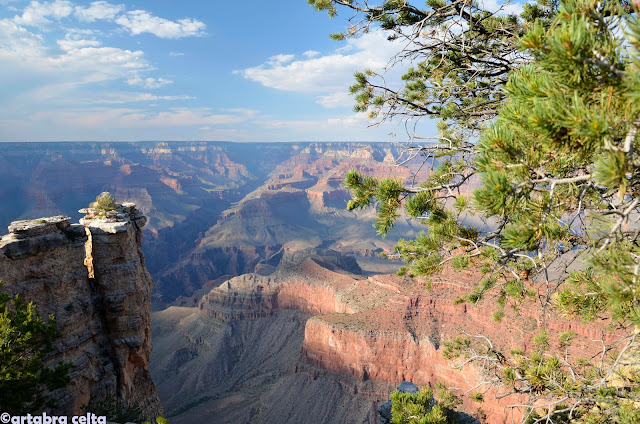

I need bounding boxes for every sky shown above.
[0,0,521,142]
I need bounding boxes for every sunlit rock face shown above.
[0,204,162,420]
[150,258,396,424]
[152,253,610,424]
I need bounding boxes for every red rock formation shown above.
[195,259,609,423]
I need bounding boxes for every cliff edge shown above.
[0,202,163,420]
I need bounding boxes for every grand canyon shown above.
[0,141,605,423]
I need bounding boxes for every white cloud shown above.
[315,91,352,108]
[237,30,398,94]
[74,1,123,22]
[81,92,194,104]
[56,37,99,50]
[115,10,206,39]
[0,18,45,58]
[251,112,402,142]
[0,13,187,93]
[267,53,294,65]
[303,50,320,58]
[10,0,206,39]
[0,1,224,141]
[127,76,173,89]
[18,88,194,105]
[327,113,369,126]
[13,0,73,27]
[56,31,100,51]
[31,107,253,128]
[335,44,352,54]
[169,51,184,56]
[49,46,147,79]
[261,113,368,130]
[220,108,257,117]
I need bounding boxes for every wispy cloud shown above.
[315,91,352,109]
[127,76,174,89]
[0,18,148,83]
[0,0,212,140]
[236,30,400,108]
[0,1,205,93]
[80,92,194,104]
[56,30,100,51]
[302,50,320,58]
[31,107,254,128]
[266,53,295,65]
[115,10,205,39]
[13,0,73,27]
[9,0,206,39]
[74,1,123,22]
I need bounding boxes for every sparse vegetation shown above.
[0,281,71,414]
[91,192,116,217]
[390,383,463,424]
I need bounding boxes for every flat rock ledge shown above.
[1,216,85,260]
[79,202,147,234]
[1,202,147,258]
[7,215,72,239]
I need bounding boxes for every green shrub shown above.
[0,282,71,414]
[91,192,116,215]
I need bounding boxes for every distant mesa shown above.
[0,142,420,304]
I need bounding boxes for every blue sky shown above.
[0,0,409,141]
[0,0,520,142]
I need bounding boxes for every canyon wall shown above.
[153,257,607,423]
[0,204,162,420]
[150,258,397,424]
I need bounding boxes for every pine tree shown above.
[390,383,465,423]
[0,282,71,414]
[313,0,640,421]
[310,0,559,278]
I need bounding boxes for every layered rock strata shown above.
[0,204,162,420]
[155,143,419,302]
[150,258,397,424]
[186,259,607,423]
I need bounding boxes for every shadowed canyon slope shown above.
[0,142,417,303]
[155,143,418,301]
